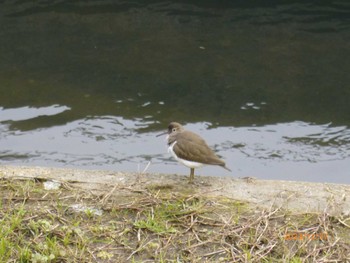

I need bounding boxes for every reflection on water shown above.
[0,105,70,122]
[0,113,349,183]
[0,1,349,183]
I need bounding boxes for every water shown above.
[1,1,349,183]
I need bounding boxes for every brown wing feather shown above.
[173,131,225,166]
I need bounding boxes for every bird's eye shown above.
[172,128,176,132]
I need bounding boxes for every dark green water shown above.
[1,1,349,183]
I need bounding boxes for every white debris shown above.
[70,204,103,216]
[43,180,61,190]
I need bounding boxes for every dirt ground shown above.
[1,165,349,216]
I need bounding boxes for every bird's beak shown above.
[156,131,168,137]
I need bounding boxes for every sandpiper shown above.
[157,122,231,183]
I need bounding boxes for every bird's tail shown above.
[221,164,232,172]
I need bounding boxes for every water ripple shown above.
[0,119,349,183]
[0,105,70,122]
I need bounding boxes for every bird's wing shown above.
[173,131,225,166]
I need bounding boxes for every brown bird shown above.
[157,122,231,183]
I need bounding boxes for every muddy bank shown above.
[1,165,349,216]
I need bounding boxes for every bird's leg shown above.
[189,168,195,184]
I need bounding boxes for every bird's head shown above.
[156,122,184,137]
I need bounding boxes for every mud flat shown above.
[1,165,349,215]
[1,165,349,262]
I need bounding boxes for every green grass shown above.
[0,176,349,262]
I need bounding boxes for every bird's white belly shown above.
[168,141,204,169]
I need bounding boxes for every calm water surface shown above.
[0,1,349,183]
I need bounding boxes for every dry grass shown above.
[0,175,349,262]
